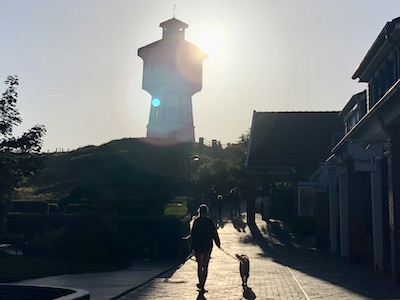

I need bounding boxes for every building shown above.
[245,111,343,224]
[327,16,400,283]
[138,18,207,142]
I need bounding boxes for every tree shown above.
[0,75,46,233]
[58,185,104,212]
[224,131,249,189]
[194,158,231,194]
[192,132,250,198]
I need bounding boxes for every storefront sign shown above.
[348,143,383,172]
[264,168,295,175]
[312,164,340,186]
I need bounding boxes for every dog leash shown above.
[219,247,240,261]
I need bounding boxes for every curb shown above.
[109,254,194,300]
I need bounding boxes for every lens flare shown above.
[152,98,160,107]
[195,30,222,55]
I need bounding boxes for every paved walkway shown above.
[16,212,400,299]
[116,213,400,300]
[16,259,176,300]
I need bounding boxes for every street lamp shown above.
[187,155,200,202]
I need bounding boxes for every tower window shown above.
[154,109,160,119]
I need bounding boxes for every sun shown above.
[195,29,223,55]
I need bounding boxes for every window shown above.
[389,52,399,86]
[368,50,400,109]
[369,75,380,108]
[154,108,160,119]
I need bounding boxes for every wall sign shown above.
[348,143,383,172]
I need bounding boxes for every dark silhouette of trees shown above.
[191,133,249,199]
[58,185,104,212]
[0,75,46,233]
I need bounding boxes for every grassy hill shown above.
[17,138,196,206]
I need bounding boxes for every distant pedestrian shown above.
[216,194,224,222]
[230,187,241,218]
[208,186,218,220]
[191,204,221,293]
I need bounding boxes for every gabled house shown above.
[340,90,367,134]
[327,16,400,283]
[245,111,343,224]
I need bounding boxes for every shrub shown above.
[110,216,189,260]
[26,213,128,264]
[58,186,104,212]
[116,204,152,216]
[62,213,128,263]
[7,213,66,239]
[48,204,58,213]
[10,201,49,213]
[64,204,110,214]
[12,212,190,261]
[25,229,65,258]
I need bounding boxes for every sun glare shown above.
[195,30,223,55]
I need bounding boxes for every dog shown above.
[235,254,250,288]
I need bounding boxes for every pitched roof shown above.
[352,16,400,82]
[246,111,343,180]
[159,18,189,30]
[339,90,366,118]
[137,38,206,60]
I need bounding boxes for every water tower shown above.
[138,18,207,142]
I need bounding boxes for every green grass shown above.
[0,251,125,283]
[164,202,188,216]
[164,199,192,223]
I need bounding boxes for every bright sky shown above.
[0,1,399,152]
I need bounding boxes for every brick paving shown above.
[116,213,400,300]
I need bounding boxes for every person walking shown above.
[230,187,241,218]
[190,204,221,293]
[207,186,217,220]
[216,194,224,223]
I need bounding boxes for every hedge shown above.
[7,213,190,260]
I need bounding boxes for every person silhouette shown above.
[191,204,221,292]
[216,194,224,223]
[207,186,217,220]
[230,187,241,218]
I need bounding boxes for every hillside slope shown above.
[18,138,194,203]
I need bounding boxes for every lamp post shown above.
[187,155,200,202]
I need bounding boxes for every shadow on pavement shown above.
[193,285,256,300]
[247,217,400,299]
[242,286,256,300]
[232,216,247,232]
[196,291,207,300]
[110,258,190,300]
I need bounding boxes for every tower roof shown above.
[159,17,189,40]
[245,111,343,180]
[159,18,188,30]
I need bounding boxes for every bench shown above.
[0,233,25,255]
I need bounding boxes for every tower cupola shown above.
[160,18,188,40]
